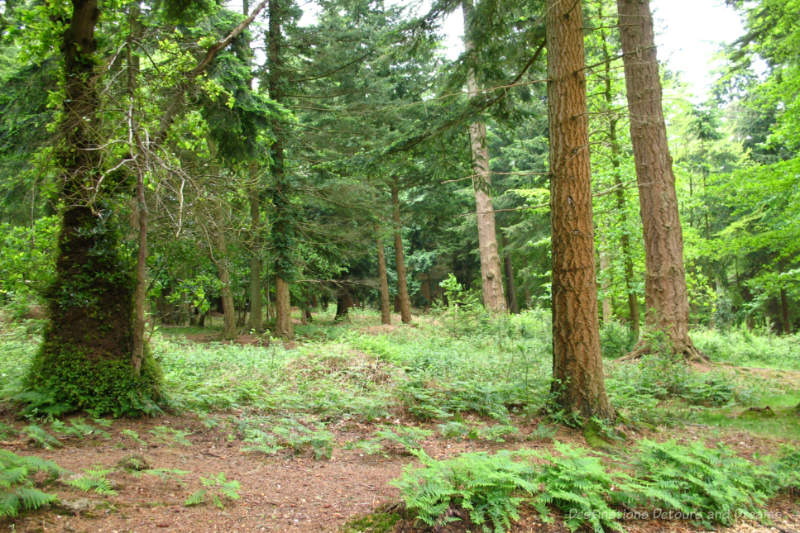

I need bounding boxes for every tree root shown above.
[618,338,709,363]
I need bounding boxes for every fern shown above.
[185,473,240,509]
[617,440,774,527]
[532,443,624,533]
[391,448,537,532]
[0,450,61,518]
[23,424,62,449]
[121,429,147,446]
[66,468,117,495]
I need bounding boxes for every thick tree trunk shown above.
[376,236,391,325]
[617,0,704,361]
[24,0,160,415]
[391,182,412,324]
[274,276,293,338]
[462,0,506,313]
[547,0,613,420]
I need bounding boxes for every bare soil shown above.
[2,328,799,533]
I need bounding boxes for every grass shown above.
[2,306,800,530]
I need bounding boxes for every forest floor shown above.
[1,309,799,533]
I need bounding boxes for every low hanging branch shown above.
[384,39,547,156]
[154,0,269,144]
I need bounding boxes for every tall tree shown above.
[267,0,294,339]
[616,0,705,361]
[461,0,506,313]
[547,0,613,419]
[24,1,161,415]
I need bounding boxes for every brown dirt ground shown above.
[2,325,799,533]
[2,411,799,533]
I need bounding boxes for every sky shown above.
[258,0,746,103]
[433,0,745,103]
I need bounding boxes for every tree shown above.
[24,1,161,415]
[546,0,613,419]
[461,0,506,313]
[616,0,706,361]
[267,0,294,339]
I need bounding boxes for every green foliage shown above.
[149,426,193,447]
[599,321,637,359]
[0,217,58,303]
[121,429,147,446]
[693,327,800,370]
[184,472,240,509]
[356,426,433,457]
[66,467,117,496]
[392,448,538,533]
[23,339,163,417]
[22,424,62,449]
[618,440,774,527]
[0,450,61,518]
[237,417,333,460]
[341,510,402,533]
[532,443,623,533]
[50,417,111,440]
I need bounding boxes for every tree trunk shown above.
[596,1,640,338]
[391,181,412,324]
[214,209,237,341]
[599,250,613,324]
[502,236,520,314]
[617,0,704,361]
[248,182,264,332]
[376,236,391,325]
[274,276,293,338]
[462,0,506,313]
[547,0,613,420]
[780,288,792,335]
[127,4,147,372]
[267,0,294,339]
[24,0,160,415]
[335,285,354,321]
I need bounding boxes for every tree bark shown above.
[780,287,792,335]
[617,0,704,361]
[599,249,613,324]
[462,0,506,313]
[391,181,412,324]
[248,181,264,332]
[335,285,354,321]
[547,0,613,420]
[376,236,392,325]
[128,4,147,372]
[24,0,160,414]
[214,207,237,341]
[502,236,520,314]
[275,276,293,338]
[596,4,639,337]
[267,0,294,339]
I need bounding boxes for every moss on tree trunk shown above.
[23,0,161,417]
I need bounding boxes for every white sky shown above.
[250,0,745,103]
[434,0,744,102]
[651,0,744,101]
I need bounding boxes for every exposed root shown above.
[618,338,709,364]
